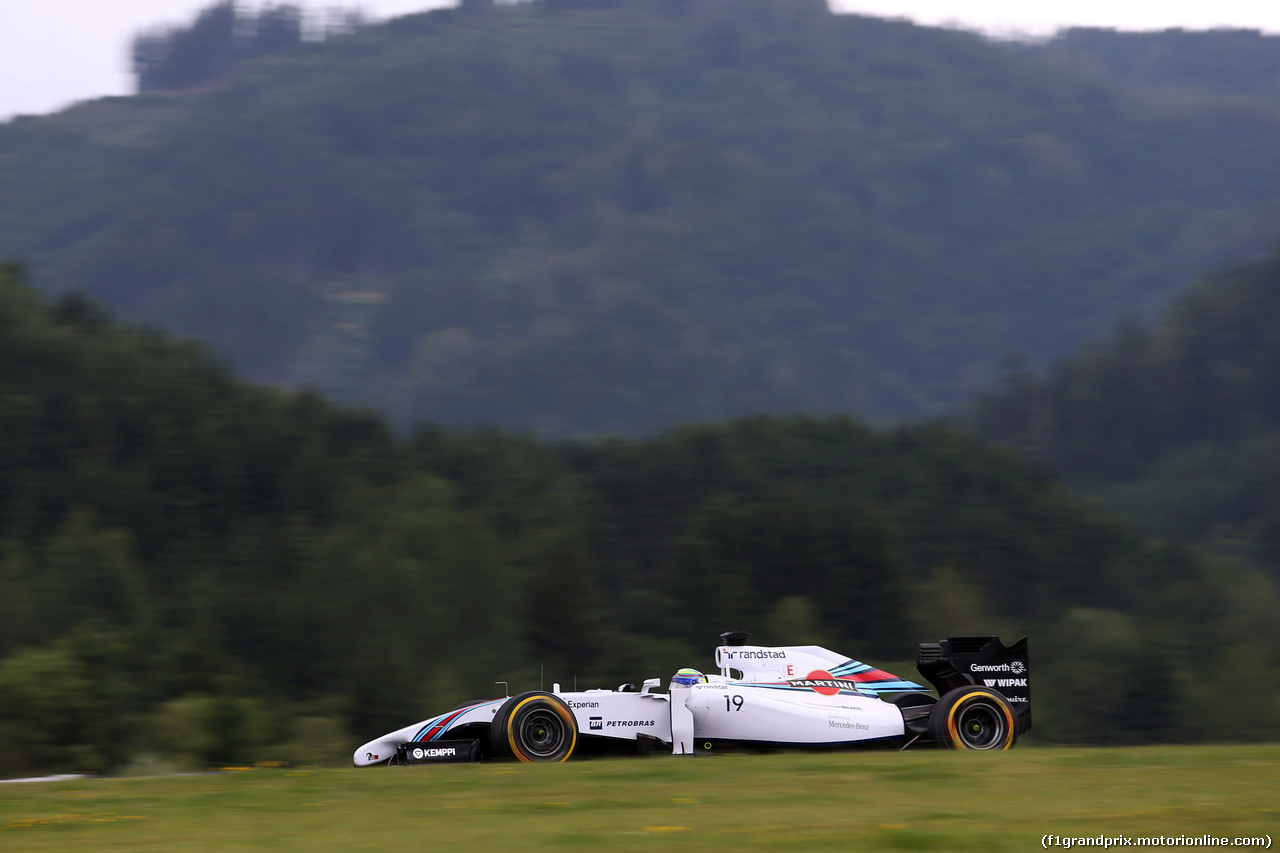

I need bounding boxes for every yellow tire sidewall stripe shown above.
[506,696,578,763]
[945,691,1015,750]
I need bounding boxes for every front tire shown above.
[927,686,1017,750]
[490,692,578,762]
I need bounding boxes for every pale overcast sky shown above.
[3,0,1280,123]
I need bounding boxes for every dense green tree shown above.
[969,245,1280,569]
[132,2,357,93]
[1025,27,1280,108]
[522,532,605,675]
[4,266,1280,775]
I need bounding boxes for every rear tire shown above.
[927,686,1016,750]
[489,692,578,762]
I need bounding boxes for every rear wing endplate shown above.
[917,636,1031,734]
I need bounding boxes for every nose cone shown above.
[353,740,395,766]
[352,720,427,766]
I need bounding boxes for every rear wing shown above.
[917,636,1031,734]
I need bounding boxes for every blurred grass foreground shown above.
[2,746,1278,851]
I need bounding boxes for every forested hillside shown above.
[1024,27,1280,107]
[132,2,366,94]
[968,244,1280,571]
[3,0,1280,433]
[3,265,1278,776]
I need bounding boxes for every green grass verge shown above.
[1,745,1277,851]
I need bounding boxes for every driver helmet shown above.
[672,667,707,686]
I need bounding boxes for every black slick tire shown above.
[489,692,578,762]
[926,685,1017,750]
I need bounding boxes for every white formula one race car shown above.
[353,633,1031,766]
